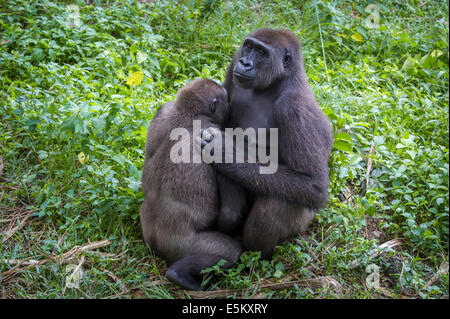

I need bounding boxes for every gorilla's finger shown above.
[202,129,213,142]
[206,127,221,138]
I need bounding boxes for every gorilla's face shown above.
[233,37,287,90]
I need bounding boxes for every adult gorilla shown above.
[200,29,333,259]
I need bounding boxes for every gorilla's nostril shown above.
[239,58,253,70]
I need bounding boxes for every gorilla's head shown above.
[232,29,303,90]
[177,78,229,124]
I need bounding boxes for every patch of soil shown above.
[363,216,388,242]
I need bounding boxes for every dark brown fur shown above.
[140,79,242,290]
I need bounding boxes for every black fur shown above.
[204,29,333,259]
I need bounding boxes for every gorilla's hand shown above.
[194,127,225,161]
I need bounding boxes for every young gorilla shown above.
[199,29,333,259]
[140,79,243,291]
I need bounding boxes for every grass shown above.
[0,0,448,298]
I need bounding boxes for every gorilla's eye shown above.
[283,54,291,68]
[210,98,217,113]
[245,42,253,50]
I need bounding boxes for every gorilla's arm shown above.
[214,162,328,208]
[212,95,332,209]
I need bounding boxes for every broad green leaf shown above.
[373,136,385,145]
[126,71,144,86]
[136,50,148,64]
[431,50,443,58]
[149,56,160,69]
[117,69,126,79]
[78,152,89,165]
[273,270,283,279]
[355,26,367,38]
[334,132,352,142]
[112,154,128,166]
[333,140,353,152]
[140,125,148,140]
[38,150,48,160]
[406,150,416,160]
[351,32,363,42]
[424,229,434,238]
[348,154,363,166]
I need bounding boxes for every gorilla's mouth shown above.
[234,72,255,81]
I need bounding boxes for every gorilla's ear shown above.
[283,52,291,68]
[210,98,217,113]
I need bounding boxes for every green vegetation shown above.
[0,0,448,298]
